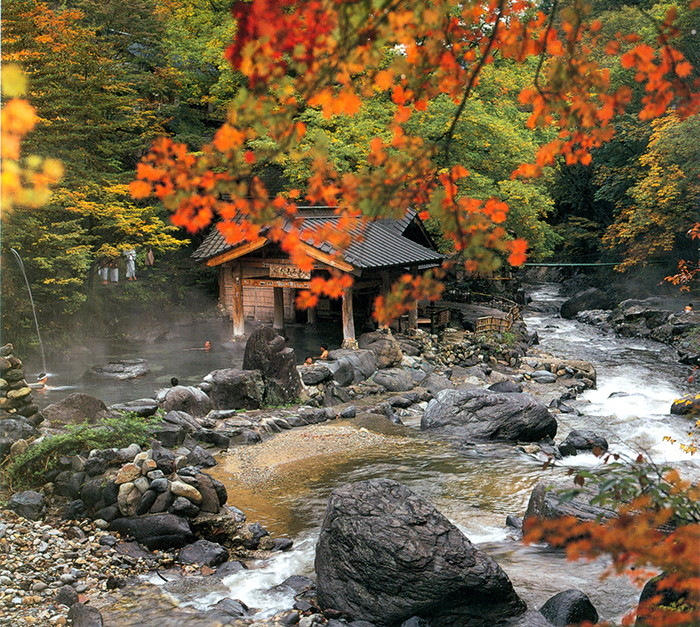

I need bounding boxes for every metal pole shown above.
[9,248,47,376]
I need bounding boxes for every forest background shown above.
[2,0,699,354]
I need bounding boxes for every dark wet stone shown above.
[67,602,104,627]
[169,496,200,518]
[177,539,229,567]
[6,490,46,521]
[61,499,87,521]
[315,478,525,627]
[539,589,599,626]
[109,513,194,550]
[54,585,79,607]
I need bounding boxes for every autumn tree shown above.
[131,0,700,322]
[604,111,700,271]
[1,0,184,339]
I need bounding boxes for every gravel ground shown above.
[0,510,170,626]
[216,422,404,486]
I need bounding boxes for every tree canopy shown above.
[131,0,700,322]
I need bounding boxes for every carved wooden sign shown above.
[269,264,311,280]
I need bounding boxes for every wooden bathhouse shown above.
[192,207,444,346]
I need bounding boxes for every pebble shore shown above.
[0,509,170,626]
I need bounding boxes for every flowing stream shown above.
[201,283,700,623]
[28,283,700,622]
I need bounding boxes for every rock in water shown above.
[315,478,526,627]
[243,327,302,406]
[421,388,557,442]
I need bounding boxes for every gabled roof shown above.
[192,207,444,273]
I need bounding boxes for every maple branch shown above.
[440,0,507,164]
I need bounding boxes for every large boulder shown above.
[358,331,403,369]
[299,364,333,386]
[161,386,213,418]
[560,288,615,320]
[202,369,265,410]
[326,349,377,383]
[82,359,150,381]
[39,393,117,427]
[109,513,194,550]
[315,478,526,627]
[243,327,303,406]
[421,388,557,442]
[372,368,415,392]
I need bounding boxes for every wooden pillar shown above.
[341,285,357,349]
[273,286,284,330]
[231,262,245,338]
[408,265,418,329]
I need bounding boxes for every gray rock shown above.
[54,585,79,607]
[372,368,414,392]
[110,398,159,417]
[299,364,334,385]
[193,473,220,513]
[524,483,616,524]
[193,428,230,449]
[325,359,355,387]
[539,589,599,626]
[161,386,213,418]
[169,496,200,518]
[136,490,159,516]
[358,331,403,369]
[202,369,265,410]
[6,490,46,520]
[561,430,608,453]
[40,393,116,427]
[418,373,454,396]
[61,499,87,520]
[0,417,36,459]
[177,539,229,567]
[315,478,526,627]
[488,380,523,394]
[83,359,150,381]
[531,370,557,384]
[67,603,104,627]
[322,381,352,406]
[183,445,217,468]
[560,288,615,319]
[326,349,377,382]
[243,327,303,406]
[109,513,194,550]
[68,471,87,500]
[208,598,248,619]
[149,488,176,514]
[421,388,557,442]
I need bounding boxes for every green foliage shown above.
[558,451,700,526]
[604,112,700,270]
[2,412,161,491]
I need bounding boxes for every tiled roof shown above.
[192,207,443,271]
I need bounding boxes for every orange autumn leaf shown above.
[508,239,528,266]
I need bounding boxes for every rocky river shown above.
[2,281,699,627]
